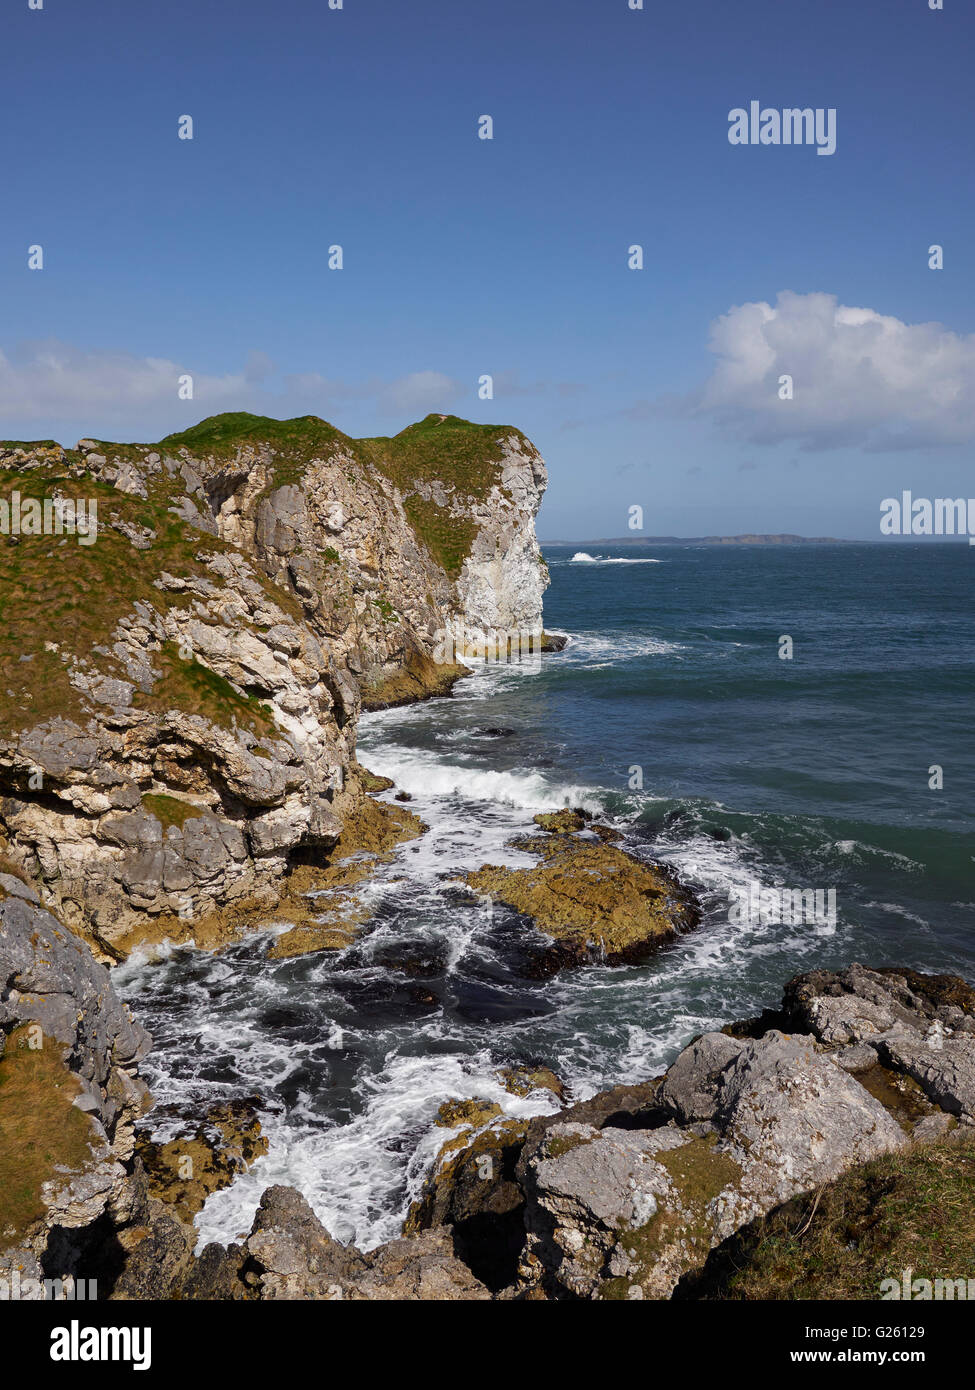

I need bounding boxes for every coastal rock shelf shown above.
[465,810,700,971]
[3,884,974,1301]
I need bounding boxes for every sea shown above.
[116,541,975,1252]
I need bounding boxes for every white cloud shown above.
[699,291,975,450]
[381,370,464,414]
[0,340,467,441]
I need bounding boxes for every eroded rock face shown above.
[0,892,151,1269]
[746,964,975,1121]
[0,414,549,955]
[175,1186,491,1302]
[516,1034,909,1300]
[1,563,351,957]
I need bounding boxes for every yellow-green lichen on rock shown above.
[465,831,699,969]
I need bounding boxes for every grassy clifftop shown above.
[2,412,540,582]
[155,410,534,505]
[0,412,543,732]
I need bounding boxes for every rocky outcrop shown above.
[0,885,151,1284]
[0,412,548,956]
[119,1186,491,1302]
[465,815,698,971]
[390,963,975,1301]
[509,964,975,1299]
[403,1080,564,1291]
[514,1029,908,1301]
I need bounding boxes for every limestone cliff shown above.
[0,412,548,957]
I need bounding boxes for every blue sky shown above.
[3,0,973,538]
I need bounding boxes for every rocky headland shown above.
[0,411,547,960]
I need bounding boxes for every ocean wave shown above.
[570,551,661,564]
[558,629,684,668]
[358,744,604,816]
[831,840,924,872]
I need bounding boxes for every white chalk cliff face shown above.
[452,436,550,651]
[0,414,548,956]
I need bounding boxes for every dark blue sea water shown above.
[118,541,975,1250]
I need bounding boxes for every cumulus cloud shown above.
[698,291,975,450]
[0,340,467,441]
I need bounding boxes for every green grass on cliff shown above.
[0,1026,97,1243]
[141,792,206,830]
[364,415,532,577]
[360,414,531,498]
[133,642,278,736]
[0,461,290,738]
[678,1134,975,1301]
[160,413,347,490]
[3,412,538,581]
[159,411,534,578]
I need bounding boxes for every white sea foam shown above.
[833,840,923,871]
[120,643,861,1263]
[360,744,604,816]
[570,551,661,564]
[194,1049,560,1252]
[557,629,684,668]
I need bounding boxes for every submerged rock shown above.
[532,808,590,833]
[497,1064,565,1101]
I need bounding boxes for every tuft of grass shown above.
[402,495,478,579]
[133,641,278,737]
[0,1026,97,1242]
[372,596,398,622]
[678,1134,975,1301]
